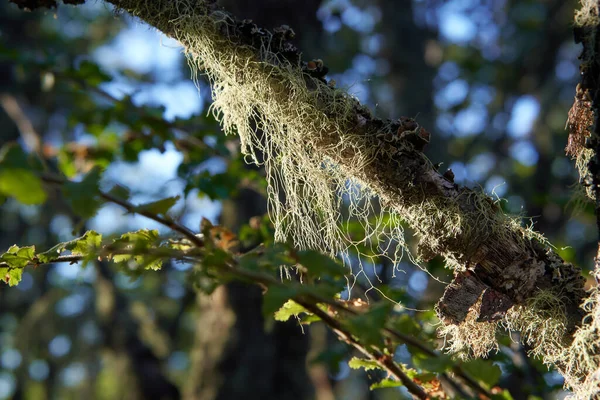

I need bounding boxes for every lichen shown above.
[116,0,417,283]
[111,1,597,396]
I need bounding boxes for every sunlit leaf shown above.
[0,266,23,286]
[348,357,381,372]
[0,245,35,268]
[37,231,102,263]
[263,285,299,317]
[369,378,402,390]
[274,300,307,321]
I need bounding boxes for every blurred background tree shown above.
[0,0,592,399]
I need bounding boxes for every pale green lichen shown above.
[114,1,599,396]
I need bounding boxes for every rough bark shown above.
[89,0,587,329]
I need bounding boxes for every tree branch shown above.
[83,0,585,330]
[40,173,204,247]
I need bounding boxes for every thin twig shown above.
[293,297,428,399]
[40,173,204,247]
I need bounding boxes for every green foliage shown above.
[71,60,112,86]
[462,359,502,389]
[62,166,102,218]
[491,390,515,400]
[1,2,583,398]
[131,196,180,215]
[274,299,307,321]
[369,378,403,390]
[348,357,381,371]
[296,249,346,279]
[412,353,454,373]
[0,245,36,268]
[37,230,102,263]
[194,158,265,200]
[262,285,300,317]
[0,143,46,205]
[344,303,392,347]
[0,245,35,286]
[0,168,46,204]
[110,229,164,272]
[0,231,105,286]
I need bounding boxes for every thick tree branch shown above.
[83,0,587,337]
[8,0,587,329]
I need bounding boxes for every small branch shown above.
[293,298,428,399]
[40,173,204,247]
[99,190,203,246]
[0,254,81,270]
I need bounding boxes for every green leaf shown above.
[348,357,381,372]
[296,249,345,278]
[57,149,77,178]
[76,60,111,86]
[111,229,160,258]
[0,143,30,168]
[0,245,35,286]
[370,378,402,390]
[196,170,237,200]
[112,254,132,263]
[70,231,102,256]
[344,303,391,347]
[300,314,321,325]
[462,359,502,388]
[413,353,454,373]
[110,230,163,272]
[0,168,47,204]
[107,184,130,201]
[143,257,163,271]
[131,196,180,215]
[262,285,299,317]
[113,254,163,271]
[274,300,307,321]
[62,167,102,218]
[38,231,102,263]
[0,245,35,268]
[390,314,421,337]
[114,229,159,244]
[0,266,23,286]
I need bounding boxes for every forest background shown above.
[0,0,595,399]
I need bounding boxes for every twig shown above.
[29,170,487,397]
[293,297,428,399]
[39,173,204,247]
